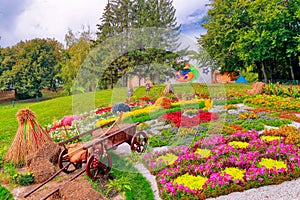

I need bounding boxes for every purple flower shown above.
[202,67,210,75]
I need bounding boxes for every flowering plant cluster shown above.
[157,131,300,199]
[49,111,114,142]
[224,104,238,110]
[162,110,218,128]
[263,125,300,145]
[11,172,34,186]
[263,83,300,98]
[244,95,300,111]
[278,111,300,123]
[225,111,291,132]
[226,89,246,99]
[95,107,112,114]
[141,146,189,174]
[170,99,210,110]
[221,124,246,135]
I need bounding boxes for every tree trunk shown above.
[261,61,267,83]
[289,56,295,81]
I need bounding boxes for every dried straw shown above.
[5,108,53,164]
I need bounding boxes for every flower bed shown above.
[262,125,300,145]
[162,111,218,128]
[156,131,300,199]
[244,95,300,111]
[142,146,189,174]
[225,111,291,132]
[148,125,208,147]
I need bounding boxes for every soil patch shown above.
[60,176,105,200]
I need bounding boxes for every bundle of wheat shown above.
[5,108,53,164]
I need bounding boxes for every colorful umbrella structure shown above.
[5,108,53,164]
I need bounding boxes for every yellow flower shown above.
[123,105,161,119]
[259,158,287,170]
[204,99,213,110]
[195,149,211,158]
[173,173,208,190]
[222,167,245,181]
[260,136,282,142]
[157,153,178,165]
[95,117,116,127]
[228,141,249,149]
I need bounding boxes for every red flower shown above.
[95,107,112,114]
[60,115,82,126]
[161,110,218,128]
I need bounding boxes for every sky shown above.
[0,0,210,47]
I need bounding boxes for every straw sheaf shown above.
[6,108,54,164]
[16,108,36,124]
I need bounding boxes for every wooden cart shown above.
[57,122,148,180]
[24,121,148,199]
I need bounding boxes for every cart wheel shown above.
[131,131,148,153]
[58,148,79,174]
[86,153,112,180]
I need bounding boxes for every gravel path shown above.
[207,178,300,200]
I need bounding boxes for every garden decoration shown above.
[246,82,265,95]
[112,103,131,113]
[163,80,174,95]
[154,97,171,109]
[145,77,153,96]
[127,79,134,103]
[5,108,53,164]
[24,113,148,199]
[175,63,199,82]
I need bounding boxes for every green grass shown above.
[86,152,155,200]
[110,152,155,200]
[0,89,115,149]
[0,185,14,200]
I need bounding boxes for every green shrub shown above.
[0,185,14,200]
[11,172,34,186]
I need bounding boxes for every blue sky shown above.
[0,0,209,47]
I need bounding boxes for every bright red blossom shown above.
[162,110,219,128]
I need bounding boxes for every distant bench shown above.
[0,90,15,101]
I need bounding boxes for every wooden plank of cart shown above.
[24,116,148,199]
[58,120,148,180]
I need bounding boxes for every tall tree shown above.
[94,0,181,88]
[200,0,300,82]
[0,39,63,99]
[58,29,92,94]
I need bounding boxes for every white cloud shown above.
[10,0,106,46]
[173,0,209,24]
[1,0,207,47]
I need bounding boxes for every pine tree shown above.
[93,0,182,88]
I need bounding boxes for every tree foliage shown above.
[200,0,300,82]
[94,0,181,88]
[0,39,62,99]
[58,29,92,94]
